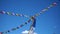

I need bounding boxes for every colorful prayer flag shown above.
[12,13,15,15]
[15,13,19,16]
[7,30,10,32]
[0,32,2,34]
[0,11,5,14]
[25,22,27,24]
[12,28,17,31]
[6,12,9,14]
[16,27,19,29]
[28,19,31,23]
[2,11,5,14]
[53,2,57,5]
[20,24,24,27]
[19,14,23,16]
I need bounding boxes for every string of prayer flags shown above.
[41,2,57,12]
[3,27,20,33]
[34,2,57,17]
[4,19,31,33]
[0,11,29,18]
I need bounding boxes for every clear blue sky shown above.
[0,0,60,34]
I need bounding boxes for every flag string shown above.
[34,2,57,17]
[0,19,31,34]
[0,11,30,18]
